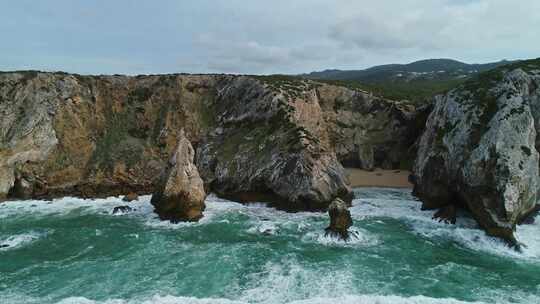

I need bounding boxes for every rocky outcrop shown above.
[2,72,398,210]
[151,131,206,222]
[316,84,424,170]
[412,59,540,246]
[0,72,223,200]
[196,77,352,210]
[325,198,353,240]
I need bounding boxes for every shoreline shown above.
[346,168,413,189]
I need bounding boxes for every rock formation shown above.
[0,71,421,211]
[151,130,206,222]
[325,198,353,240]
[316,85,426,170]
[196,76,352,210]
[412,59,540,246]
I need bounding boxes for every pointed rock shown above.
[151,130,206,222]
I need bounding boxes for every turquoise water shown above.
[1,188,540,304]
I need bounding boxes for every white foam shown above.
[350,188,540,260]
[3,294,496,304]
[302,227,379,247]
[0,231,47,251]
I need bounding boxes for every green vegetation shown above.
[316,78,467,103]
[253,75,321,100]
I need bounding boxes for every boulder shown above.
[112,205,134,215]
[412,59,540,246]
[325,198,353,240]
[151,130,206,222]
[122,192,139,202]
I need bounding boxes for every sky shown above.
[1,0,539,75]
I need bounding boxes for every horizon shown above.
[2,1,540,75]
[0,57,529,77]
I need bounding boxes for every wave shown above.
[2,188,540,260]
[0,231,48,251]
[2,294,497,304]
[351,188,540,260]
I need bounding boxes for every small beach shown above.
[346,168,413,188]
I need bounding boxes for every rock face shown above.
[0,72,222,200]
[317,85,425,170]
[151,131,206,222]
[412,59,540,245]
[325,198,353,240]
[0,71,420,211]
[196,77,352,210]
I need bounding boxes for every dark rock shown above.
[433,204,457,224]
[112,205,133,214]
[325,198,353,240]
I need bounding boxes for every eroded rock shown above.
[412,59,540,246]
[325,198,353,240]
[112,205,133,215]
[151,130,206,222]
[197,77,352,211]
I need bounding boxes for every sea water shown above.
[1,188,539,304]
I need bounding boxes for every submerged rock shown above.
[325,198,353,240]
[151,130,206,222]
[412,59,540,246]
[112,205,133,215]
[433,205,457,225]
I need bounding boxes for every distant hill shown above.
[302,59,514,102]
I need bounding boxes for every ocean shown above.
[1,188,539,304]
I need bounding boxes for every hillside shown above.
[303,59,514,102]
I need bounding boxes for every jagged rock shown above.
[9,173,33,199]
[0,71,421,212]
[433,205,457,224]
[122,192,139,202]
[412,59,540,246]
[196,77,352,211]
[317,85,426,170]
[112,205,133,214]
[325,198,353,240]
[151,131,206,222]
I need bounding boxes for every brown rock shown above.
[122,192,139,202]
[151,130,206,222]
[325,198,353,240]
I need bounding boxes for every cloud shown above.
[0,0,539,74]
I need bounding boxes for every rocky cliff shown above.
[412,59,540,246]
[0,71,417,210]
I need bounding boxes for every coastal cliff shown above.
[0,71,416,210]
[412,59,540,245]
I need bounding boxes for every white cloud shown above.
[1,0,539,74]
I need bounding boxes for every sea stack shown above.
[151,130,206,222]
[325,198,353,240]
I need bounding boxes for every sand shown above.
[346,168,413,188]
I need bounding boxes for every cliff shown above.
[0,71,418,210]
[412,58,540,245]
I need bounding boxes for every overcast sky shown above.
[1,0,539,75]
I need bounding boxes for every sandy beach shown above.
[346,168,413,188]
